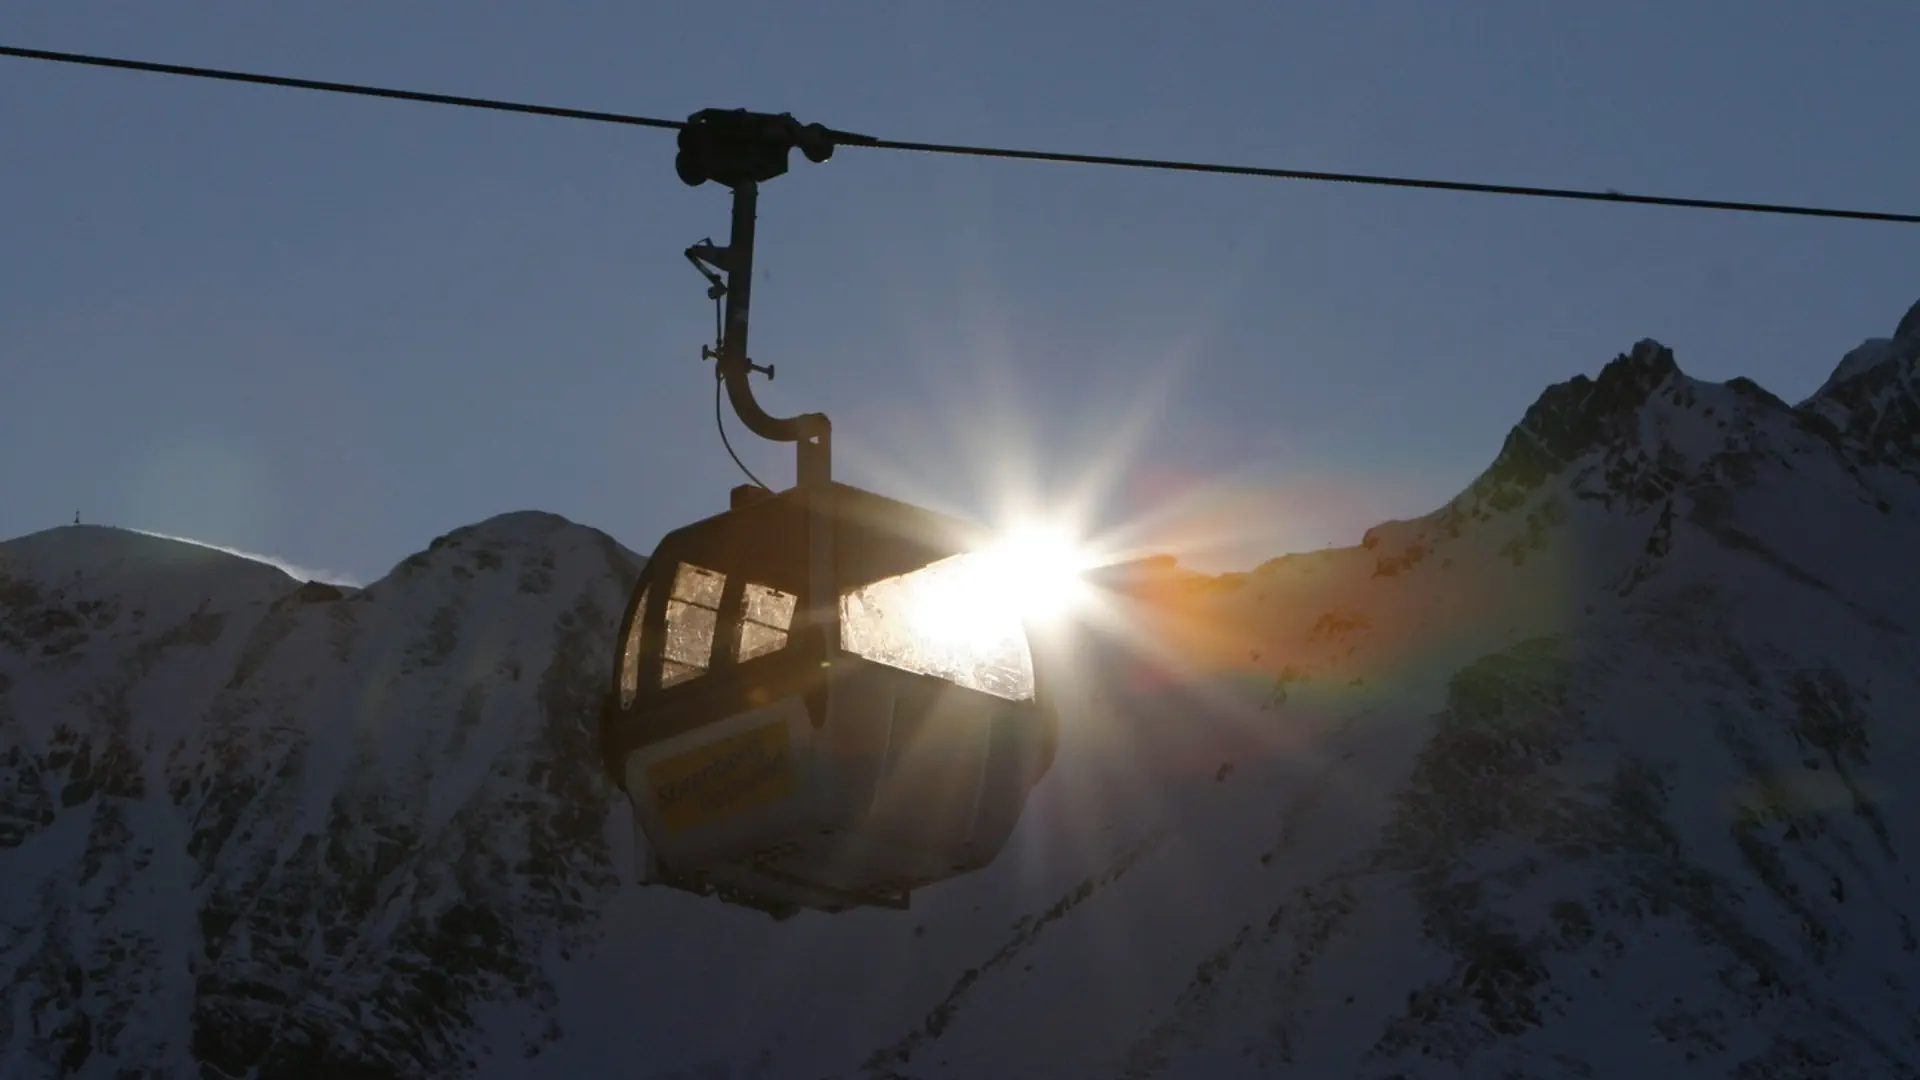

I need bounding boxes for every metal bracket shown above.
[677,108,847,485]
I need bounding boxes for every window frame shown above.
[735,582,801,665]
[660,561,728,689]
[617,583,651,709]
[836,552,1037,703]
[636,560,808,703]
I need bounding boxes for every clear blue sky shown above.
[4,2,1916,585]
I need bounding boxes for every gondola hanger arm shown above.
[675,109,841,487]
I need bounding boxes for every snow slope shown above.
[3,298,1919,1079]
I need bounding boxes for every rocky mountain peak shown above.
[0,525,293,590]
[372,511,639,600]
[1800,297,1920,474]
[1895,295,1920,346]
[1448,296,1920,524]
[1478,339,1680,495]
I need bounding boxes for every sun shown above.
[973,522,1098,626]
[876,520,1101,671]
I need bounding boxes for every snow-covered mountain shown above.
[3,298,1918,1080]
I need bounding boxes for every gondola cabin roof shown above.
[645,481,995,595]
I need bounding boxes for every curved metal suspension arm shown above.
[722,365,830,444]
[721,354,832,490]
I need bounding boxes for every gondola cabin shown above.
[602,481,1062,918]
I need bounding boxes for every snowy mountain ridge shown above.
[2,297,1918,1079]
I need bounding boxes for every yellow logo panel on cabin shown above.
[647,719,796,834]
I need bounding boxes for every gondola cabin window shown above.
[839,551,1036,702]
[618,585,650,707]
[663,563,726,688]
[737,583,798,662]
